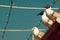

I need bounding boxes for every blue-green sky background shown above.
[0,0,60,40]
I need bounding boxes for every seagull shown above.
[32,27,39,37]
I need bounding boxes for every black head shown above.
[37,11,44,16]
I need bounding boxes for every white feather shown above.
[32,27,39,36]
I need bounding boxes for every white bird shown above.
[38,11,53,27]
[32,27,39,37]
[46,7,54,16]
[45,6,60,23]
[32,27,45,39]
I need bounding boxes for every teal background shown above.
[0,0,60,40]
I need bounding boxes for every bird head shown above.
[32,27,39,36]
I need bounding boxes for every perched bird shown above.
[44,5,54,15]
[32,27,39,37]
[32,27,45,39]
[45,5,60,23]
[44,5,55,22]
[38,11,53,27]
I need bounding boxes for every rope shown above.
[36,20,42,28]
[0,29,45,32]
[51,0,58,7]
[27,33,32,40]
[0,4,59,10]
[1,0,13,40]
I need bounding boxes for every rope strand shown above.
[1,0,13,40]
